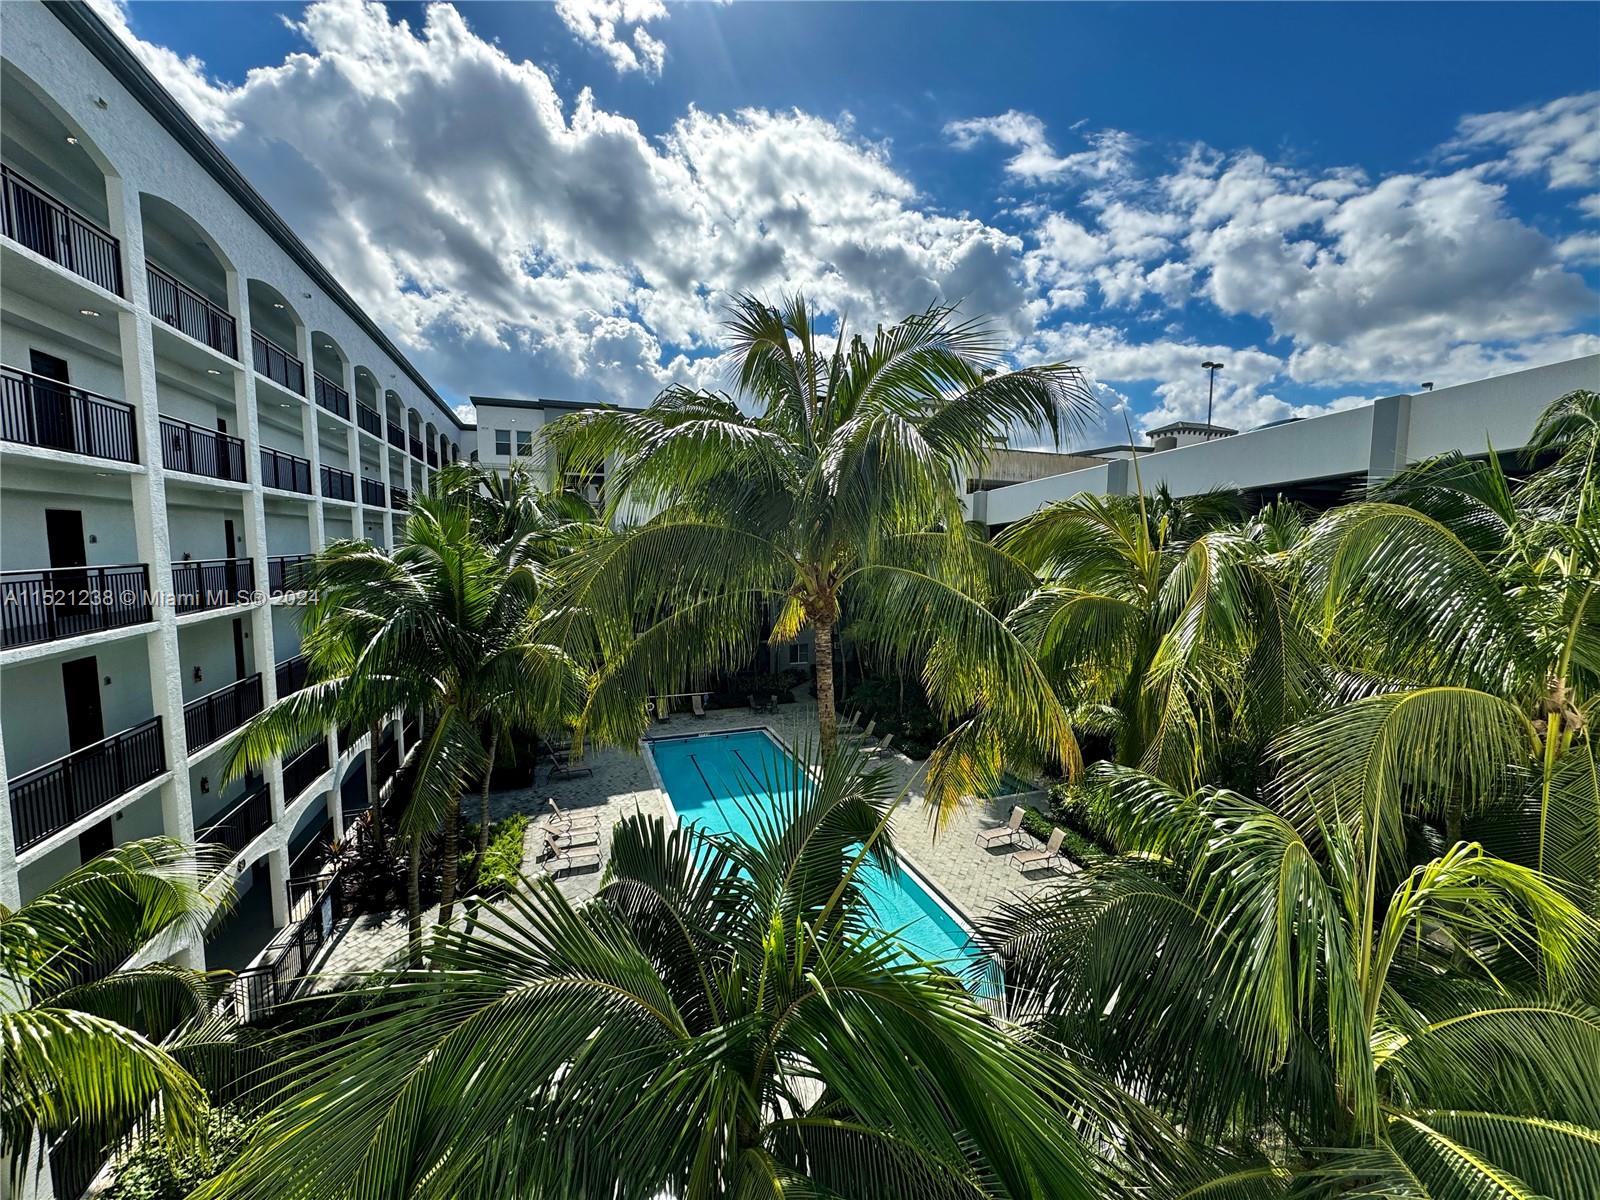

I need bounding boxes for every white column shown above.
[266,842,291,928]
[343,361,363,545]
[0,732,20,911]
[378,408,396,547]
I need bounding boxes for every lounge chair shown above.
[844,718,875,744]
[656,696,672,723]
[539,829,600,876]
[546,797,601,829]
[866,733,895,758]
[544,748,593,781]
[1010,828,1066,873]
[975,806,1027,849]
[691,693,706,718]
[541,819,599,850]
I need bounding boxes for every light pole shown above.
[1201,360,1225,427]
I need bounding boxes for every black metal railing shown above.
[146,262,236,357]
[160,415,246,482]
[259,445,312,494]
[360,476,385,507]
[184,673,263,752]
[223,870,345,1026]
[313,372,349,420]
[275,652,309,696]
[267,553,312,596]
[283,740,331,800]
[8,716,166,851]
[196,781,272,855]
[319,463,354,501]
[171,557,254,614]
[402,715,419,746]
[386,424,405,451]
[251,330,305,395]
[356,404,382,436]
[1,163,123,295]
[408,435,423,461]
[391,486,409,511]
[2,364,138,462]
[426,445,438,468]
[1,563,152,649]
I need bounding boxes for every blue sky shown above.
[107,0,1599,443]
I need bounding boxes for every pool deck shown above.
[310,698,1070,981]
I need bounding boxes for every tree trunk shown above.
[406,833,423,969]
[479,728,498,858]
[367,720,384,843]
[438,794,459,932]
[815,619,837,752]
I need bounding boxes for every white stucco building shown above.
[0,0,468,996]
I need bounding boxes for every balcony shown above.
[426,445,439,469]
[267,553,312,597]
[160,416,246,482]
[260,445,312,495]
[320,463,354,501]
[0,564,152,650]
[275,652,309,696]
[360,476,385,508]
[251,331,305,396]
[184,672,263,752]
[391,486,409,511]
[282,740,331,800]
[313,373,350,420]
[2,365,139,463]
[356,404,382,437]
[0,163,123,295]
[386,424,405,451]
[171,557,254,615]
[196,781,272,856]
[408,435,424,461]
[8,716,165,852]
[146,262,237,358]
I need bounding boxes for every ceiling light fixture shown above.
[273,302,285,310]
[79,307,100,317]
[207,368,221,375]
[65,135,79,145]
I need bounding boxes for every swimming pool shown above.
[644,729,979,973]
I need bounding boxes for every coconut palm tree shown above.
[978,764,1600,1199]
[547,293,1099,810]
[997,486,1311,794]
[191,750,1203,1200]
[225,493,586,966]
[2,839,228,1187]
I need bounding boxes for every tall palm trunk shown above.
[406,833,423,969]
[366,719,384,843]
[815,619,837,751]
[438,796,460,932]
[479,728,499,858]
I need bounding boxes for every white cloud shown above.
[945,111,1135,185]
[553,0,670,76]
[1449,91,1600,189]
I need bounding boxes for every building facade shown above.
[0,2,466,972]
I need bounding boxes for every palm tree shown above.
[2,839,228,1187]
[997,486,1310,794]
[979,764,1600,1198]
[226,492,585,966]
[191,750,1190,1200]
[548,293,1099,809]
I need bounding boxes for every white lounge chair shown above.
[844,718,875,744]
[1010,828,1066,873]
[866,733,895,758]
[539,829,600,876]
[545,797,601,830]
[976,806,1027,849]
[691,693,706,718]
[541,820,599,850]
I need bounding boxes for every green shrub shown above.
[103,1105,250,1199]
[477,813,530,895]
[1018,807,1105,868]
[841,674,948,759]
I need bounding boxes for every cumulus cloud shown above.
[553,0,669,77]
[945,111,1135,184]
[1448,90,1600,189]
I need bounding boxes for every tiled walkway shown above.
[310,698,1071,982]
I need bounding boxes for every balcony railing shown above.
[8,716,165,851]
[184,673,263,752]
[283,740,331,800]
[360,476,386,508]
[267,554,312,596]
[171,557,254,615]
[426,445,439,468]
[320,463,354,501]
[260,445,312,494]
[2,365,138,463]
[408,435,423,461]
[390,486,409,511]
[1,563,152,649]
[251,331,305,395]
[313,372,350,420]
[275,653,309,696]
[146,262,236,358]
[1,163,123,295]
[386,424,405,451]
[196,781,272,856]
[356,404,382,436]
[160,416,246,482]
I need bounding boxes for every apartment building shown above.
[0,1,467,969]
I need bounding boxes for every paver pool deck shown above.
[311,698,1070,981]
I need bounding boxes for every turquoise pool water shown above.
[646,729,978,972]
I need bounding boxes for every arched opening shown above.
[247,280,306,396]
[310,331,350,418]
[424,421,439,469]
[140,193,235,357]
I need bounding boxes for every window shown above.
[789,641,810,666]
[516,429,533,455]
[494,429,510,456]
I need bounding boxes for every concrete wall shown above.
[1406,356,1598,461]
[1,636,154,773]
